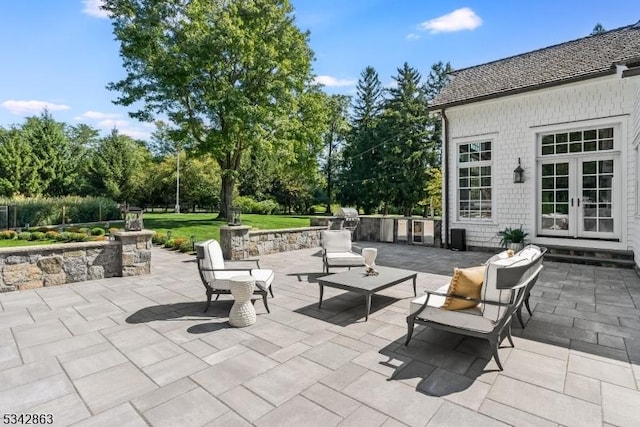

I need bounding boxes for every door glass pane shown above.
[582,158,614,234]
[541,162,570,232]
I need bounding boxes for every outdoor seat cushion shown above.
[443,265,486,310]
[410,284,495,333]
[484,249,514,265]
[325,252,365,266]
[210,269,274,291]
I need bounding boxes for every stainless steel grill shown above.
[335,207,360,233]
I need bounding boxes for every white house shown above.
[430,22,640,267]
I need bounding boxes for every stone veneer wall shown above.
[220,226,325,260]
[0,230,153,292]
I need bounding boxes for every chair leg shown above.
[405,316,415,346]
[261,291,270,314]
[506,324,514,347]
[269,287,274,298]
[516,306,525,329]
[204,291,212,313]
[215,294,221,301]
[488,335,504,371]
[524,295,533,316]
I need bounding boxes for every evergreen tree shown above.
[339,66,385,213]
[0,127,40,196]
[320,94,351,213]
[381,62,432,216]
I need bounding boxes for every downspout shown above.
[442,109,450,249]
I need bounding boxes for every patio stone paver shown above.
[487,375,601,427]
[142,387,228,427]
[1,242,640,425]
[427,401,508,426]
[75,402,148,427]
[73,362,158,413]
[253,395,341,427]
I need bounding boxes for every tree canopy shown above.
[103,0,323,218]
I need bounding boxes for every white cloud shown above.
[418,7,482,34]
[119,128,151,140]
[314,75,357,87]
[75,111,121,121]
[406,33,421,41]
[1,100,71,115]
[82,0,109,19]
[97,119,129,129]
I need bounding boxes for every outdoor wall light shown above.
[513,158,525,184]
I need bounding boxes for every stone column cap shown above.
[112,229,155,237]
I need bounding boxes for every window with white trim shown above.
[458,141,492,220]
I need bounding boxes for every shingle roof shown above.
[430,22,640,109]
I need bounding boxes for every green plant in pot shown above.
[498,225,528,252]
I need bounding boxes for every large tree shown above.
[320,94,351,213]
[0,127,40,196]
[339,66,385,213]
[87,129,150,202]
[103,0,319,218]
[380,62,432,216]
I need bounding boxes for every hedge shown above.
[0,196,120,228]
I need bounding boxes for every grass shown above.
[143,212,311,243]
[0,239,57,248]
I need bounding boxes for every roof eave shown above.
[428,68,618,111]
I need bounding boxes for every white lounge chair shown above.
[196,239,274,313]
[321,230,365,273]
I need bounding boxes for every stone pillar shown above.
[219,226,251,260]
[112,230,154,276]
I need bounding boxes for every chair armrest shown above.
[226,259,261,269]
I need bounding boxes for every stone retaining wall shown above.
[0,230,153,292]
[220,226,325,260]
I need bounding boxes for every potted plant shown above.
[498,225,528,252]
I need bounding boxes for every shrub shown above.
[91,227,106,236]
[152,232,167,245]
[178,241,194,253]
[66,226,81,233]
[55,232,73,242]
[172,238,187,250]
[17,232,32,241]
[45,230,58,240]
[233,196,279,215]
[92,235,108,241]
[108,227,121,235]
[0,196,120,227]
[0,230,17,240]
[164,239,175,248]
[30,231,46,241]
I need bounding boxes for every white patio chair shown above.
[406,246,546,370]
[196,239,274,313]
[321,230,365,273]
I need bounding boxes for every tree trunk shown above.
[219,174,235,219]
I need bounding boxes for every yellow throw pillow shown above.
[443,265,487,310]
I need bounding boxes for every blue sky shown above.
[0,1,638,140]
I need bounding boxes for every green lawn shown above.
[0,239,57,248]
[143,213,311,242]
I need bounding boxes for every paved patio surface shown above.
[1,242,640,426]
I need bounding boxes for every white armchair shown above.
[196,240,274,313]
[321,230,365,273]
[406,246,546,370]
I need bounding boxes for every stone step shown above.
[544,245,635,268]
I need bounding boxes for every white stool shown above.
[362,248,378,267]
[229,275,256,327]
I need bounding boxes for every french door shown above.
[539,154,618,239]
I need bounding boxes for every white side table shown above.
[229,275,256,327]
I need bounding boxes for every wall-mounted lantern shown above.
[513,158,525,184]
